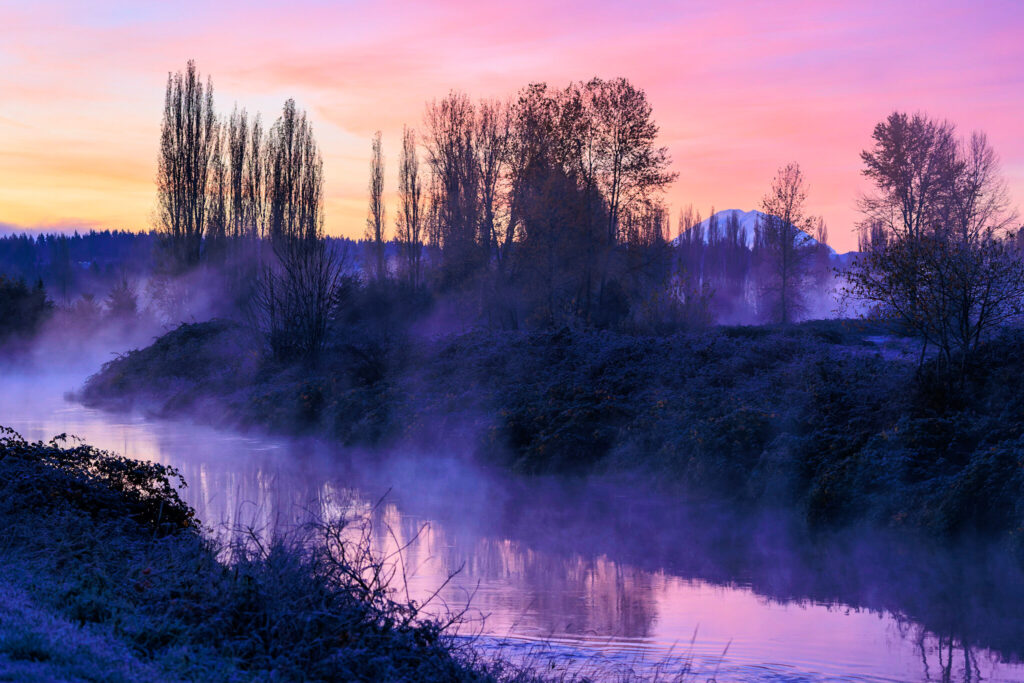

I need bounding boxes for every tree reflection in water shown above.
[4,395,1024,682]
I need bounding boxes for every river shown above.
[3,369,1023,682]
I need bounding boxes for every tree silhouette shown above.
[397,126,424,289]
[366,131,386,281]
[759,163,815,324]
[156,60,216,269]
[846,112,1024,380]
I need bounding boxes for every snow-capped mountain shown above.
[676,209,836,255]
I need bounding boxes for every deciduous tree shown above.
[758,163,815,324]
[366,131,386,281]
[845,112,1023,381]
[397,126,424,289]
[156,60,216,269]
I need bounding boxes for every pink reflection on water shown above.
[2,374,1022,682]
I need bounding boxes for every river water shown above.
[3,370,1024,682]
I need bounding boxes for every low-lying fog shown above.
[3,361,1024,683]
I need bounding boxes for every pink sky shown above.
[1,0,1021,252]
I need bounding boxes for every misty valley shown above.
[3,56,1024,683]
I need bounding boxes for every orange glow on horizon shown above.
[2,0,1022,251]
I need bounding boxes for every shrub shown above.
[0,428,533,681]
[0,427,195,533]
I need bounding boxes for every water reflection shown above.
[3,377,1024,682]
[916,631,984,683]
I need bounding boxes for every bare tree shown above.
[397,126,424,289]
[810,216,833,292]
[858,112,960,242]
[587,78,677,246]
[251,238,346,361]
[366,131,386,281]
[412,78,676,326]
[425,92,481,287]
[474,99,512,262]
[156,59,216,269]
[845,112,1024,380]
[944,131,1017,242]
[813,216,828,247]
[515,162,601,326]
[557,78,677,317]
[219,107,264,304]
[205,123,228,260]
[266,99,322,245]
[621,200,676,327]
[676,204,701,243]
[858,219,888,252]
[758,162,815,324]
[847,231,1024,379]
[252,99,340,361]
[224,106,249,241]
[245,114,266,241]
[504,83,556,269]
[671,204,715,326]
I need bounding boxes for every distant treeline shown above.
[0,229,392,301]
[0,230,156,302]
[676,207,839,324]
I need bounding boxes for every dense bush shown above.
[0,426,194,533]
[79,319,257,414]
[0,428,557,682]
[80,319,1024,541]
[796,328,1024,535]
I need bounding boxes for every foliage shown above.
[845,111,1023,385]
[106,273,139,318]
[0,426,195,533]
[83,317,1024,541]
[0,230,157,303]
[0,275,52,344]
[79,319,255,413]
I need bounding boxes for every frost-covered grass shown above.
[0,581,178,683]
[6,429,692,682]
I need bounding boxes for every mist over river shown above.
[3,368,1024,683]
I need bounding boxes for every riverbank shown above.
[0,428,556,682]
[79,320,1024,544]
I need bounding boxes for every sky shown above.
[1,0,1022,252]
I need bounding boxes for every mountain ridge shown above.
[676,208,838,255]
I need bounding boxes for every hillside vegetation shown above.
[80,320,1024,544]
